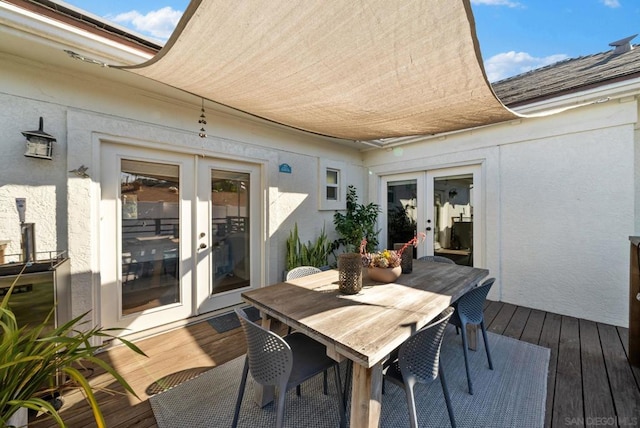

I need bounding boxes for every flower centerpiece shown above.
[360,234,425,283]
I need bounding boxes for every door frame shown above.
[424,165,483,266]
[379,164,483,265]
[100,143,265,334]
[195,156,263,314]
[100,143,195,333]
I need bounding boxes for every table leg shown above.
[253,315,275,407]
[466,324,478,351]
[350,362,383,428]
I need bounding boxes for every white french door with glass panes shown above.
[380,165,482,266]
[195,158,261,313]
[424,165,481,267]
[100,144,261,333]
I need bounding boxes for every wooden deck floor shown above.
[31,301,640,428]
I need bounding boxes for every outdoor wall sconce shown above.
[21,117,56,160]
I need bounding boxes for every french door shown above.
[195,158,261,313]
[381,165,482,266]
[100,144,261,332]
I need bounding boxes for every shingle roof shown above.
[491,44,640,107]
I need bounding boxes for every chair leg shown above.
[404,380,419,428]
[438,364,457,428]
[333,365,347,428]
[275,381,287,428]
[296,384,301,396]
[480,320,494,370]
[231,357,250,428]
[343,360,352,408]
[323,370,328,395]
[459,322,474,395]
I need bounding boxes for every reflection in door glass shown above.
[210,170,250,295]
[386,180,417,253]
[433,175,473,266]
[120,160,180,315]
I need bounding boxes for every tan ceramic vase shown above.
[367,266,402,283]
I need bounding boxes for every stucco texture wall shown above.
[0,94,68,260]
[500,125,635,326]
[1,55,365,331]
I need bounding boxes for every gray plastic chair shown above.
[232,307,346,428]
[417,255,455,264]
[286,265,322,280]
[449,277,495,395]
[284,265,328,395]
[384,307,456,428]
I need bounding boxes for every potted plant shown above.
[360,234,424,282]
[333,185,380,253]
[0,267,146,427]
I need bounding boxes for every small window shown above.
[326,169,339,200]
[318,159,346,210]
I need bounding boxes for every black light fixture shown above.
[22,117,56,160]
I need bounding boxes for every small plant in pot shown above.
[0,266,147,427]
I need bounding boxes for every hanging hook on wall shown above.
[198,98,207,138]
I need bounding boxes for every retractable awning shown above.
[122,0,520,141]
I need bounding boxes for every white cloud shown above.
[601,0,621,7]
[111,7,182,40]
[484,51,569,82]
[470,0,522,7]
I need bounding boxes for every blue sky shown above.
[61,0,639,82]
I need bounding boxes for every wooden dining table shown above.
[241,259,489,428]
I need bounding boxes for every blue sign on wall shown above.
[279,163,292,174]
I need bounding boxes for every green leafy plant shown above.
[0,266,147,427]
[286,223,335,270]
[388,203,417,248]
[333,185,380,253]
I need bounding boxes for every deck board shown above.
[598,323,640,425]
[487,302,517,334]
[580,319,616,427]
[553,316,584,427]
[538,312,561,428]
[519,308,545,345]
[30,302,639,428]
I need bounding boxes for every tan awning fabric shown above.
[123,0,520,141]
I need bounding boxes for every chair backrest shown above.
[398,307,454,383]
[417,255,455,264]
[235,307,293,386]
[286,266,322,280]
[456,278,495,325]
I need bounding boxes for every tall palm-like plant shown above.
[0,266,146,427]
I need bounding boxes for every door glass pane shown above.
[210,170,250,294]
[386,180,417,252]
[433,174,473,265]
[120,159,180,315]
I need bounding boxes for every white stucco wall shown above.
[0,51,365,329]
[500,124,634,326]
[364,98,638,327]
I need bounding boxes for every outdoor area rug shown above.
[150,326,550,427]
[207,306,261,334]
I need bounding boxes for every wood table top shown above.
[242,260,489,368]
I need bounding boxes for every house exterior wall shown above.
[0,52,365,329]
[365,98,638,327]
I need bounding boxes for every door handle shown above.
[426,227,432,231]
[199,243,207,249]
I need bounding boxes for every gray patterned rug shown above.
[150,326,549,427]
